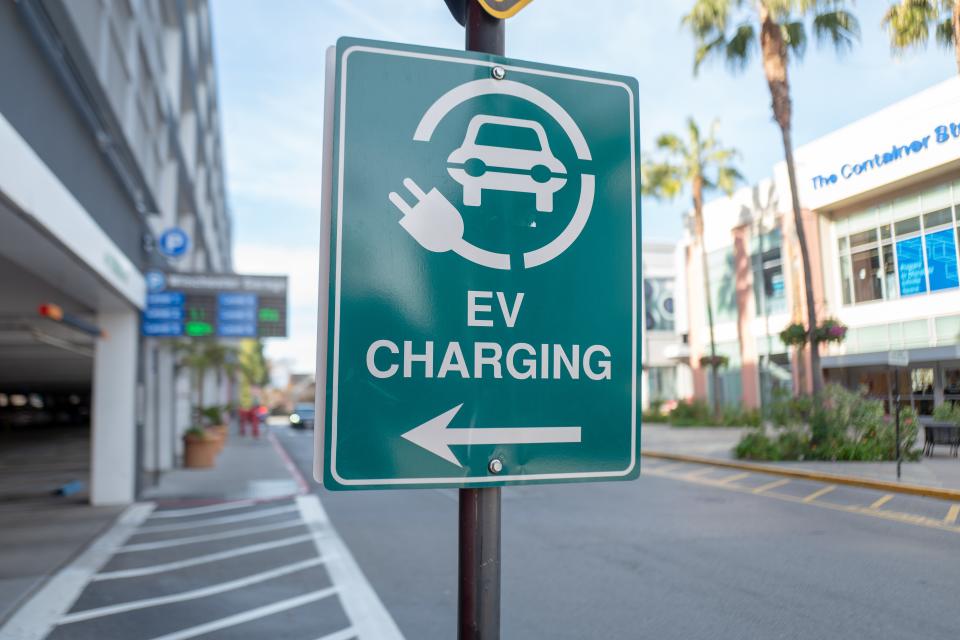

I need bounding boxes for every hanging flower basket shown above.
[699,354,729,369]
[779,323,808,348]
[780,319,848,348]
[815,317,848,345]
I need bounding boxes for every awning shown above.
[822,345,960,369]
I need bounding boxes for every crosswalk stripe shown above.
[118,519,305,552]
[93,533,316,580]
[137,504,299,533]
[60,558,324,624]
[145,588,338,640]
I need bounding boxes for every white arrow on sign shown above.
[401,403,582,468]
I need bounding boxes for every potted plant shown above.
[182,427,218,468]
[202,405,228,451]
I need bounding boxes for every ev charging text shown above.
[365,291,612,382]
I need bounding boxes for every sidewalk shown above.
[642,423,960,492]
[0,425,304,628]
[141,427,304,503]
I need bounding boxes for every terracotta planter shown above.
[208,424,228,452]
[183,433,218,468]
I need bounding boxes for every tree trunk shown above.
[954,0,960,74]
[693,177,723,419]
[758,4,824,396]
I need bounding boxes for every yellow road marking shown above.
[650,465,960,535]
[869,494,894,510]
[753,478,790,494]
[802,485,837,503]
[683,467,716,480]
[655,463,688,474]
[946,505,960,525]
[715,472,750,485]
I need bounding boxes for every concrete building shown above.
[641,242,692,409]
[0,0,231,505]
[682,76,960,418]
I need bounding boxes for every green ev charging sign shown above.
[315,37,640,490]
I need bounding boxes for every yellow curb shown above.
[641,450,960,503]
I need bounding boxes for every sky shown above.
[210,0,956,373]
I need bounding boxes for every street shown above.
[276,428,960,640]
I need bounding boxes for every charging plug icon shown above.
[389,179,465,253]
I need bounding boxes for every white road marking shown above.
[136,504,299,533]
[297,495,405,639]
[93,533,317,581]
[146,588,338,640]
[60,557,324,624]
[148,500,257,519]
[0,503,154,640]
[316,627,358,640]
[117,518,305,552]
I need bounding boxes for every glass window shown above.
[839,255,853,305]
[911,368,935,416]
[851,247,883,303]
[895,216,921,236]
[935,316,960,346]
[924,228,959,291]
[944,367,960,404]
[896,237,927,296]
[707,248,738,323]
[880,225,892,240]
[849,229,876,248]
[882,243,897,299]
[644,278,675,331]
[923,207,953,229]
[838,236,848,252]
[752,238,785,316]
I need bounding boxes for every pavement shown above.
[276,425,960,640]
[0,426,123,627]
[642,422,960,491]
[7,422,960,639]
[0,425,402,640]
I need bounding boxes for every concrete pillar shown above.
[157,345,176,470]
[90,309,138,505]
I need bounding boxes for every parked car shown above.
[447,115,567,212]
[289,403,315,430]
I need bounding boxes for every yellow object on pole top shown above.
[476,0,533,19]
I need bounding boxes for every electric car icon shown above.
[447,115,567,212]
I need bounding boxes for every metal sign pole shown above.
[460,5,503,640]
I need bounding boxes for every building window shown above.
[751,230,785,315]
[707,248,738,323]
[836,181,960,305]
[644,278,675,332]
[648,367,677,401]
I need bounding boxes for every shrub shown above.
[668,400,713,427]
[735,384,919,462]
[932,403,960,426]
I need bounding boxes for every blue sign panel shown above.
[140,272,287,338]
[924,228,959,292]
[896,237,927,296]
[158,228,190,258]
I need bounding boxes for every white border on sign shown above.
[315,43,638,487]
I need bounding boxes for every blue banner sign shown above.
[896,237,927,296]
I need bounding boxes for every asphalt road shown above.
[277,427,960,640]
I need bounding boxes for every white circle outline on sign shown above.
[413,78,595,269]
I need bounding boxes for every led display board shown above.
[142,271,287,338]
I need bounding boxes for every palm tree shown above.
[642,118,743,418]
[883,0,960,72]
[682,0,859,396]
